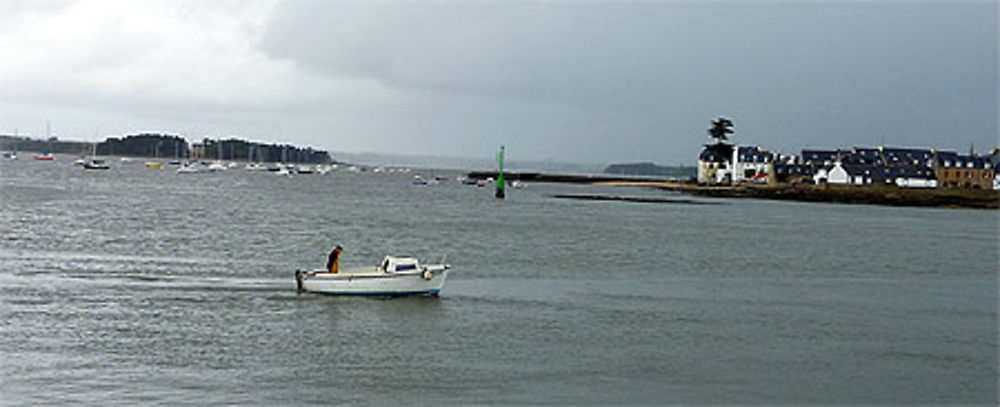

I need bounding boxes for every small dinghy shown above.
[295,256,450,296]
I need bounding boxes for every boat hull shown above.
[296,268,447,296]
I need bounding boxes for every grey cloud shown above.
[2,1,994,165]
[260,1,996,163]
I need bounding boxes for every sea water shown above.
[0,158,996,405]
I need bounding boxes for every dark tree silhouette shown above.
[708,117,734,143]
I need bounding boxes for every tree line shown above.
[1,133,331,164]
[94,134,332,164]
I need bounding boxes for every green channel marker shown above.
[495,145,505,199]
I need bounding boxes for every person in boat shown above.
[326,245,343,273]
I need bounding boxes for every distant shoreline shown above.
[467,171,999,209]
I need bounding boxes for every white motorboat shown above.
[295,256,450,296]
[207,161,228,171]
[245,162,267,171]
[176,162,204,174]
[83,159,110,170]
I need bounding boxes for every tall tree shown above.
[708,117,734,143]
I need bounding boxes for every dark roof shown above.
[939,154,990,169]
[840,164,935,180]
[801,149,838,164]
[883,147,933,166]
[736,146,772,163]
[889,166,936,179]
[774,163,815,176]
[935,151,958,164]
[853,147,881,157]
[800,149,852,165]
[849,147,883,165]
[841,164,874,177]
[883,147,933,158]
[699,143,733,163]
[843,153,882,166]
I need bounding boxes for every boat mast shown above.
[495,145,505,199]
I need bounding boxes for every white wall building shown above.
[827,162,850,184]
[731,146,773,183]
[698,144,733,185]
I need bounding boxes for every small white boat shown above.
[206,161,228,172]
[83,159,110,170]
[176,162,204,174]
[295,256,450,296]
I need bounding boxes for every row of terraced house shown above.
[698,144,1000,190]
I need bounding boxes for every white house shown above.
[896,177,937,188]
[843,165,874,185]
[731,146,773,183]
[827,162,850,184]
[992,164,1000,190]
[697,143,734,185]
[891,166,938,188]
[814,161,850,185]
[812,168,828,184]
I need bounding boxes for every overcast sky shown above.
[0,0,995,165]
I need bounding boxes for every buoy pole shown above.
[495,145,506,199]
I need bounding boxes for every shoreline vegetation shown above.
[467,171,1000,209]
[0,134,332,164]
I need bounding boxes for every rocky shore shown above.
[625,182,1000,209]
[684,184,1000,209]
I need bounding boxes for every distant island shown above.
[603,162,695,179]
[0,133,332,164]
